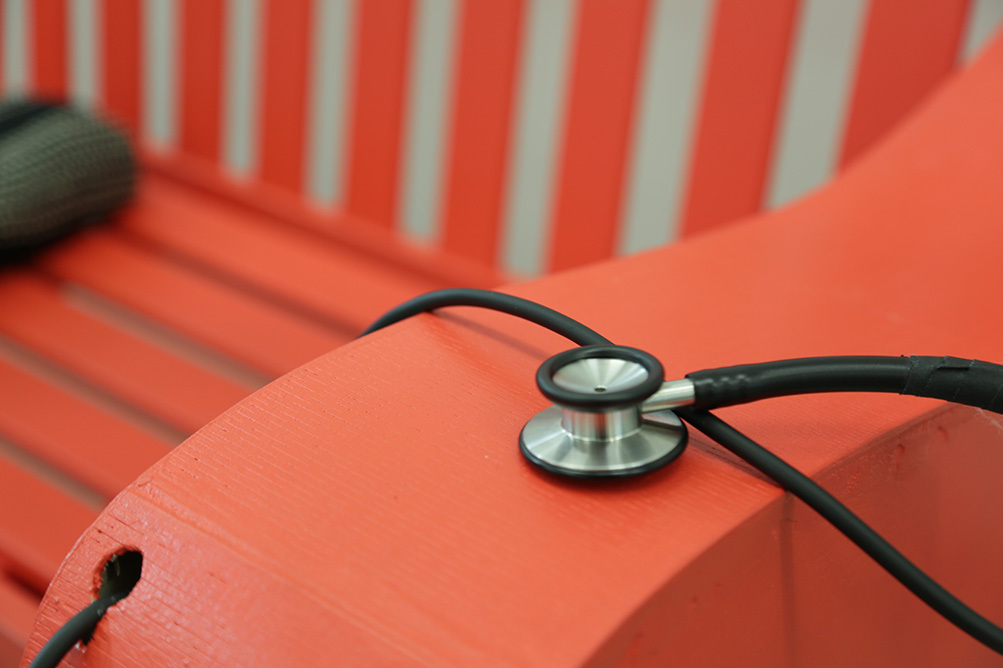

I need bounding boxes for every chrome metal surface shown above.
[552,357,649,395]
[641,379,696,413]
[561,406,640,441]
[520,406,687,477]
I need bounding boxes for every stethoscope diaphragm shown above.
[520,345,688,478]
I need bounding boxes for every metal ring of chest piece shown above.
[520,345,688,478]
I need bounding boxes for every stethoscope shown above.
[30,289,1003,666]
[520,345,692,478]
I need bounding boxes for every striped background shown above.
[2,0,1002,276]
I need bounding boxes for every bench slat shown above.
[0,457,98,593]
[144,152,506,290]
[259,0,313,193]
[0,274,248,434]
[680,0,799,237]
[42,231,348,377]
[548,0,650,271]
[0,575,38,668]
[839,0,971,166]
[345,0,412,227]
[30,0,68,100]
[179,0,226,161]
[101,0,142,131]
[440,0,524,267]
[123,178,443,331]
[0,357,171,499]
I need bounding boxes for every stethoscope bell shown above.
[520,345,688,478]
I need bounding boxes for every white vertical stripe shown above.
[306,0,354,206]
[765,0,868,208]
[398,0,459,242]
[499,0,576,276]
[2,0,30,96]
[69,0,101,109]
[617,0,713,255]
[143,0,177,147]
[223,0,262,177]
[960,0,1003,62]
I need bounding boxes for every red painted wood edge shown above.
[22,31,1003,666]
[548,0,650,272]
[440,0,524,267]
[840,0,971,166]
[680,0,799,237]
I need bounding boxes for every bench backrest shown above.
[0,0,996,275]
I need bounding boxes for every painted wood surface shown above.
[839,0,971,166]
[679,0,799,237]
[0,116,500,663]
[6,1,996,275]
[21,31,1003,665]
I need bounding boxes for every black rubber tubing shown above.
[677,408,1003,655]
[361,288,613,347]
[38,291,1002,662]
[28,595,120,668]
[365,291,1003,654]
[365,290,1003,649]
[688,356,1003,413]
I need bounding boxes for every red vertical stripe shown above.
[548,0,650,272]
[839,0,971,167]
[101,0,142,132]
[259,0,313,192]
[345,0,412,227]
[440,0,524,266]
[179,0,225,162]
[32,0,68,100]
[680,0,799,237]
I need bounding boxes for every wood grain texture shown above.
[22,31,1003,665]
[0,138,501,664]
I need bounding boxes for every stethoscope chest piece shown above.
[520,345,688,478]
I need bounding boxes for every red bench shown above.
[21,26,1003,664]
[1,1,999,663]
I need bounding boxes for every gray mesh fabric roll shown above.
[0,100,137,252]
